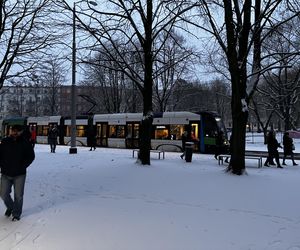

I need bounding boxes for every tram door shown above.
[191,123,200,152]
[96,123,108,147]
[126,123,140,149]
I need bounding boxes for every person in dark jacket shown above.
[87,127,96,151]
[180,131,188,159]
[48,124,58,153]
[0,125,35,221]
[282,132,298,166]
[214,131,227,160]
[264,131,282,168]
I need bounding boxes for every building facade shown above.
[0,85,99,119]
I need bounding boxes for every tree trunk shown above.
[226,75,249,175]
[228,112,248,175]
[138,0,153,165]
[139,111,153,165]
[139,86,153,165]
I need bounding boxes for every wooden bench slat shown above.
[218,154,263,168]
[132,149,165,159]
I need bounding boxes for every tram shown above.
[1,111,228,153]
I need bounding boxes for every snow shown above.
[0,135,300,250]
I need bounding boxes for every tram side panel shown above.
[28,116,62,144]
[0,111,227,152]
[63,117,88,146]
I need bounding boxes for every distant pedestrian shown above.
[214,131,226,160]
[224,135,232,163]
[0,125,35,221]
[282,132,298,166]
[30,127,37,148]
[264,131,283,168]
[180,131,188,159]
[48,124,58,153]
[87,127,96,151]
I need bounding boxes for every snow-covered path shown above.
[0,143,300,250]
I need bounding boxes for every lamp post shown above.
[69,2,77,154]
[69,0,98,154]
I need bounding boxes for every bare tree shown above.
[250,18,300,138]
[58,0,199,165]
[210,79,231,123]
[153,31,195,112]
[0,0,60,88]
[82,45,131,113]
[40,57,66,115]
[194,0,300,175]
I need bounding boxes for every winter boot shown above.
[5,209,12,217]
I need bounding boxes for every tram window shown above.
[170,125,184,140]
[65,125,86,137]
[109,126,116,137]
[117,126,125,138]
[205,118,217,137]
[66,127,70,137]
[37,125,49,136]
[133,124,139,138]
[109,125,125,138]
[76,125,86,137]
[154,126,169,140]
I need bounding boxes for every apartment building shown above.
[0,85,99,119]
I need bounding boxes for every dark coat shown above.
[0,136,35,177]
[181,132,187,151]
[87,128,96,147]
[283,134,294,155]
[215,131,227,155]
[267,136,281,155]
[48,127,58,144]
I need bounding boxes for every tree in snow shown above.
[193,0,300,174]
[58,0,199,165]
[0,0,61,89]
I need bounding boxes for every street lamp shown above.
[69,2,78,154]
[69,0,97,154]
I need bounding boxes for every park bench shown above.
[132,149,165,159]
[218,154,263,168]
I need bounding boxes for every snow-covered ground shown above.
[0,136,300,250]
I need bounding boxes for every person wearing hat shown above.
[0,125,35,221]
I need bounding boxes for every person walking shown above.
[48,124,58,153]
[87,127,96,151]
[264,131,283,168]
[224,134,232,163]
[180,131,188,159]
[214,131,226,160]
[282,132,298,166]
[0,125,35,221]
[30,127,37,148]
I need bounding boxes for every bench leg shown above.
[259,159,262,168]
[218,156,223,165]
